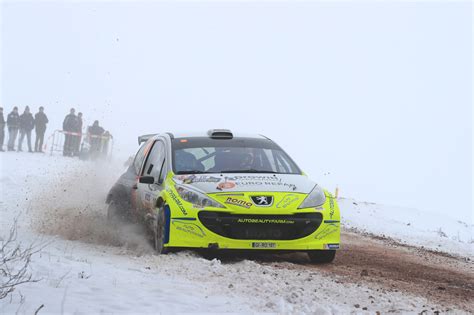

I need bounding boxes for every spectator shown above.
[62,108,77,156]
[34,106,49,153]
[0,107,5,152]
[7,107,20,151]
[101,131,113,157]
[18,106,35,152]
[73,112,83,156]
[88,120,104,159]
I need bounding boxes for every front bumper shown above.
[166,210,340,250]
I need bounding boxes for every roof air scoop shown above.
[208,129,233,139]
[138,134,157,145]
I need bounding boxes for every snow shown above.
[0,153,471,313]
[340,198,473,259]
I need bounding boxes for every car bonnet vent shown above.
[208,129,233,139]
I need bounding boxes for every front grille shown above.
[198,211,322,240]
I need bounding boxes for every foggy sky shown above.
[1,1,472,222]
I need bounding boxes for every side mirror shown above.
[139,176,155,184]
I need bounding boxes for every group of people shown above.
[61,108,111,159]
[62,108,83,156]
[0,106,48,153]
[0,106,112,159]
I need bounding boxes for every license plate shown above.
[252,242,276,248]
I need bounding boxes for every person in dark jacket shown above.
[18,106,35,152]
[34,106,49,153]
[7,107,20,151]
[88,120,105,159]
[0,107,5,152]
[62,108,77,156]
[73,112,83,156]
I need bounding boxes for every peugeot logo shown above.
[251,196,274,207]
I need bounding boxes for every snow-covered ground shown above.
[340,198,473,258]
[0,153,472,314]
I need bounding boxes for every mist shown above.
[1,1,472,222]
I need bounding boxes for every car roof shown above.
[171,131,268,139]
[138,130,270,145]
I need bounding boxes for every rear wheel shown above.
[106,201,119,223]
[307,250,336,264]
[107,200,128,224]
[153,206,169,254]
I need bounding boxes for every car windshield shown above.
[172,137,301,175]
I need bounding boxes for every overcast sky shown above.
[1,1,472,223]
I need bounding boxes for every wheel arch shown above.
[156,196,165,209]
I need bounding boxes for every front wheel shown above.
[307,250,336,264]
[153,206,169,254]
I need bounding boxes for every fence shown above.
[45,130,114,159]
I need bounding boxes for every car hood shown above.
[173,173,316,194]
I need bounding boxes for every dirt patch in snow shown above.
[295,232,474,312]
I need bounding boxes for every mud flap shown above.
[164,205,171,244]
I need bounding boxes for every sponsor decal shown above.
[324,243,340,250]
[225,197,252,209]
[251,196,274,207]
[328,194,335,219]
[167,189,188,215]
[176,175,221,184]
[252,242,276,248]
[217,181,236,190]
[276,194,299,208]
[223,176,297,191]
[172,220,205,238]
[314,226,338,240]
[237,218,295,224]
[227,175,281,182]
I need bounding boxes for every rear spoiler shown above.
[138,134,157,145]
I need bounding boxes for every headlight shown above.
[298,185,326,209]
[175,185,225,208]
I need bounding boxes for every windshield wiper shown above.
[219,169,280,174]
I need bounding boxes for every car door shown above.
[136,139,166,220]
[128,139,154,220]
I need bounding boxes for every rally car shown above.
[106,129,340,263]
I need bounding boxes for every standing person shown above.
[18,106,35,152]
[87,120,104,159]
[101,131,113,158]
[62,108,77,156]
[73,112,83,156]
[0,107,5,152]
[7,106,20,151]
[34,106,49,153]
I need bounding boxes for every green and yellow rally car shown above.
[106,129,340,263]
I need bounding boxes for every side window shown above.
[133,141,151,175]
[142,141,165,180]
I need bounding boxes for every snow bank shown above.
[340,198,473,258]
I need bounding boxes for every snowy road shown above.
[1,153,472,314]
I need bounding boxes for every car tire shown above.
[106,201,119,223]
[307,250,336,264]
[107,200,129,224]
[154,206,169,255]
